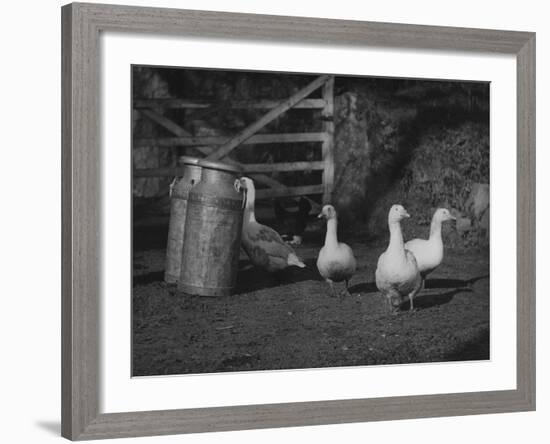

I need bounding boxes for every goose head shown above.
[318,204,337,220]
[433,208,456,223]
[236,176,255,193]
[235,177,256,207]
[388,204,410,224]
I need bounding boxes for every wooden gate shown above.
[133,74,335,207]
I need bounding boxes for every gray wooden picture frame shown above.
[61,2,536,440]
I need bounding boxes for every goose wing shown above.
[404,238,427,259]
[243,223,299,271]
[404,238,441,276]
[397,250,422,295]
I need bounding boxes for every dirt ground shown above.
[132,225,490,376]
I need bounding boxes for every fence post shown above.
[321,76,335,205]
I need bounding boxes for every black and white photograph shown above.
[131,66,490,377]
[3,0,543,442]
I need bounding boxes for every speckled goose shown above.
[238,177,305,272]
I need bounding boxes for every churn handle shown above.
[234,178,246,209]
[169,177,178,198]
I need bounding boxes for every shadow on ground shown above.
[426,274,489,289]
[349,274,487,310]
[403,288,472,310]
[132,258,324,291]
[349,274,487,292]
[235,258,323,293]
[133,271,165,286]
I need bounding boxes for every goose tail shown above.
[287,253,306,268]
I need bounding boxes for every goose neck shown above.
[324,217,338,248]
[244,186,256,223]
[429,218,442,240]
[388,221,405,254]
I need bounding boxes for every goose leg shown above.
[385,294,398,315]
[344,279,352,297]
[338,281,349,298]
[327,280,337,298]
[408,293,415,311]
[385,290,401,314]
[391,299,400,315]
[408,278,423,312]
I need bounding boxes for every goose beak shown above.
[234,179,243,192]
[317,212,324,219]
[403,211,411,218]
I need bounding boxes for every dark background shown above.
[133,66,489,246]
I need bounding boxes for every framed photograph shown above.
[62,2,535,440]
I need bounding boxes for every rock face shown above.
[332,87,489,247]
[369,123,488,246]
[456,216,473,235]
[332,92,370,225]
[465,183,490,244]
[466,183,490,220]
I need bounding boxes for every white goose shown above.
[238,177,305,272]
[316,205,357,297]
[405,208,455,287]
[375,204,422,312]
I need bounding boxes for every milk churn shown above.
[178,160,244,296]
[164,156,202,283]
